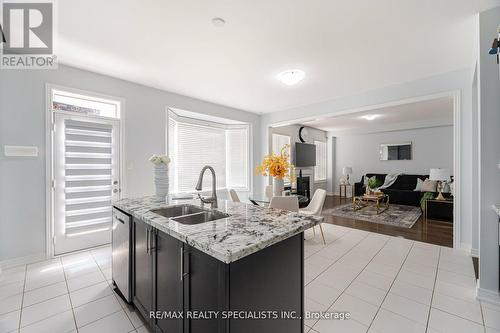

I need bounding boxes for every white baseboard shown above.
[0,252,46,270]
[470,248,479,258]
[477,287,500,305]
[327,192,335,196]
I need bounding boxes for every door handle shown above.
[146,229,150,254]
[115,216,125,224]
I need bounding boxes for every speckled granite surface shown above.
[114,196,323,263]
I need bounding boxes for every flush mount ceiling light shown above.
[211,17,226,27]
[360,114,381,121]
[276,69,306,86]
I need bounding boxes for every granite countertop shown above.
[492,204,500,218]
[114,196,323,264]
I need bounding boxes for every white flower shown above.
[149,154,171,165]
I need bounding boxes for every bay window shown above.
[168,111,250,193]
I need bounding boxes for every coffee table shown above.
[353,194,390,214]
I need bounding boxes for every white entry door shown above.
[53,113,121,255]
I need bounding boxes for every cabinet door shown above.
[184,246,226,333]
[155,232,183,333]
[134,219,154,317]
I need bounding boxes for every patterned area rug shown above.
[323,203,422,228]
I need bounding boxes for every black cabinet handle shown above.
[180,247,184,281]
[149,229,155,253]
[146,229,150,254]
[115,216,125,224]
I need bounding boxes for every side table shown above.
[339,184,355,202]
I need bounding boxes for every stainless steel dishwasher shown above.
[112,207,132,303]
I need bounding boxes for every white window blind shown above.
[272,134,291,159]
[226,128,248,189]
[169,117,249,193]
[314,140,327,182]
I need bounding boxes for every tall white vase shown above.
[154,164,169,199]
[273,177,284,197]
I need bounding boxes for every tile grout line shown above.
[306,230,372,287]
[424,245,441,332]
[22,263,105,296]
[20,256,104,306]
[15,250,117,332]
[309,235,392,329]
[304,227,352,259]
[61,257,79,333]
[90,249,136,329]
[479,301,487,333]
[366,241,416,332]
[77,308,124,331]
[16,264,27,331]
[321,235,394,330]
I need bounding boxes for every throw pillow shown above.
[364,175,376,187]
[421,179,438,192]
[414,178,423,191]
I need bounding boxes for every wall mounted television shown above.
[295,142,316,167]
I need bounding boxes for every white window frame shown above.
[166,109,252,193]
[314,140,327,183]
[45,84,125,259]
[271,133,291,161]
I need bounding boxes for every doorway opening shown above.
[46,85,123,256]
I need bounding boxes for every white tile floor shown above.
[304,224,500,333]
[0,224,498,333]
[0,247,145,333]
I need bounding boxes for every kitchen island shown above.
[113,196,323,333]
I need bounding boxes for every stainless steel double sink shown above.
[150,204,230,225]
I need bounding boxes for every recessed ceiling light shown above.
[211,17,226,27]
[276,69,306,86]
[360,114,381,121]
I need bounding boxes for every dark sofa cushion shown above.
[363,173,387,184]
[381,188,424,206]
[388,174,428,191]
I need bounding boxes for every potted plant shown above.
[366,177,382,195]
[255,145,296,196]
[149,154,171,199]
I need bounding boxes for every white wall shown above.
[0,64,261,263]
[268,125,327,192]
[333,126,453,192]
[261,68,475,251]
[477,6,500,302]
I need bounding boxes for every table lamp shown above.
[342,167,353,185]
[429,168,451,200]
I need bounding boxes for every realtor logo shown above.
[1,0,57,69]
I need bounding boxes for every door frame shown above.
[266,90,462,250]
[45,83,126,259]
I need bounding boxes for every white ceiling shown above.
[301,97,454,133]
[57,0,497,113]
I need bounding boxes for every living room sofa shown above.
[354,173,430,206]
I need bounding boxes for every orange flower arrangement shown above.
[255,144,296,182]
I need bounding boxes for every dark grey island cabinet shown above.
[129,216,304,333]
[133,219,154,321]
[112,198,322,333]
